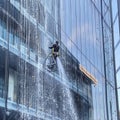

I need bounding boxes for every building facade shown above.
[112,0,120,119]
[0,0,119,120]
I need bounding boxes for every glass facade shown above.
[113,0,120,119]
[0,0,118,120]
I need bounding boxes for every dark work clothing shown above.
[49,44,59,60]
[49,44,59,52]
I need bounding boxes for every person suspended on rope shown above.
[49,41,59,60]
[47,41,59,70]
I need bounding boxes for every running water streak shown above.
[57,58,78,120]
[57,58,67,80]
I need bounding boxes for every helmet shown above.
[56,41,59,44]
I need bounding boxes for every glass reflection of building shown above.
[113,0,120,119]
[0,0,119,120]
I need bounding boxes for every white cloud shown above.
[67,23,97,48]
